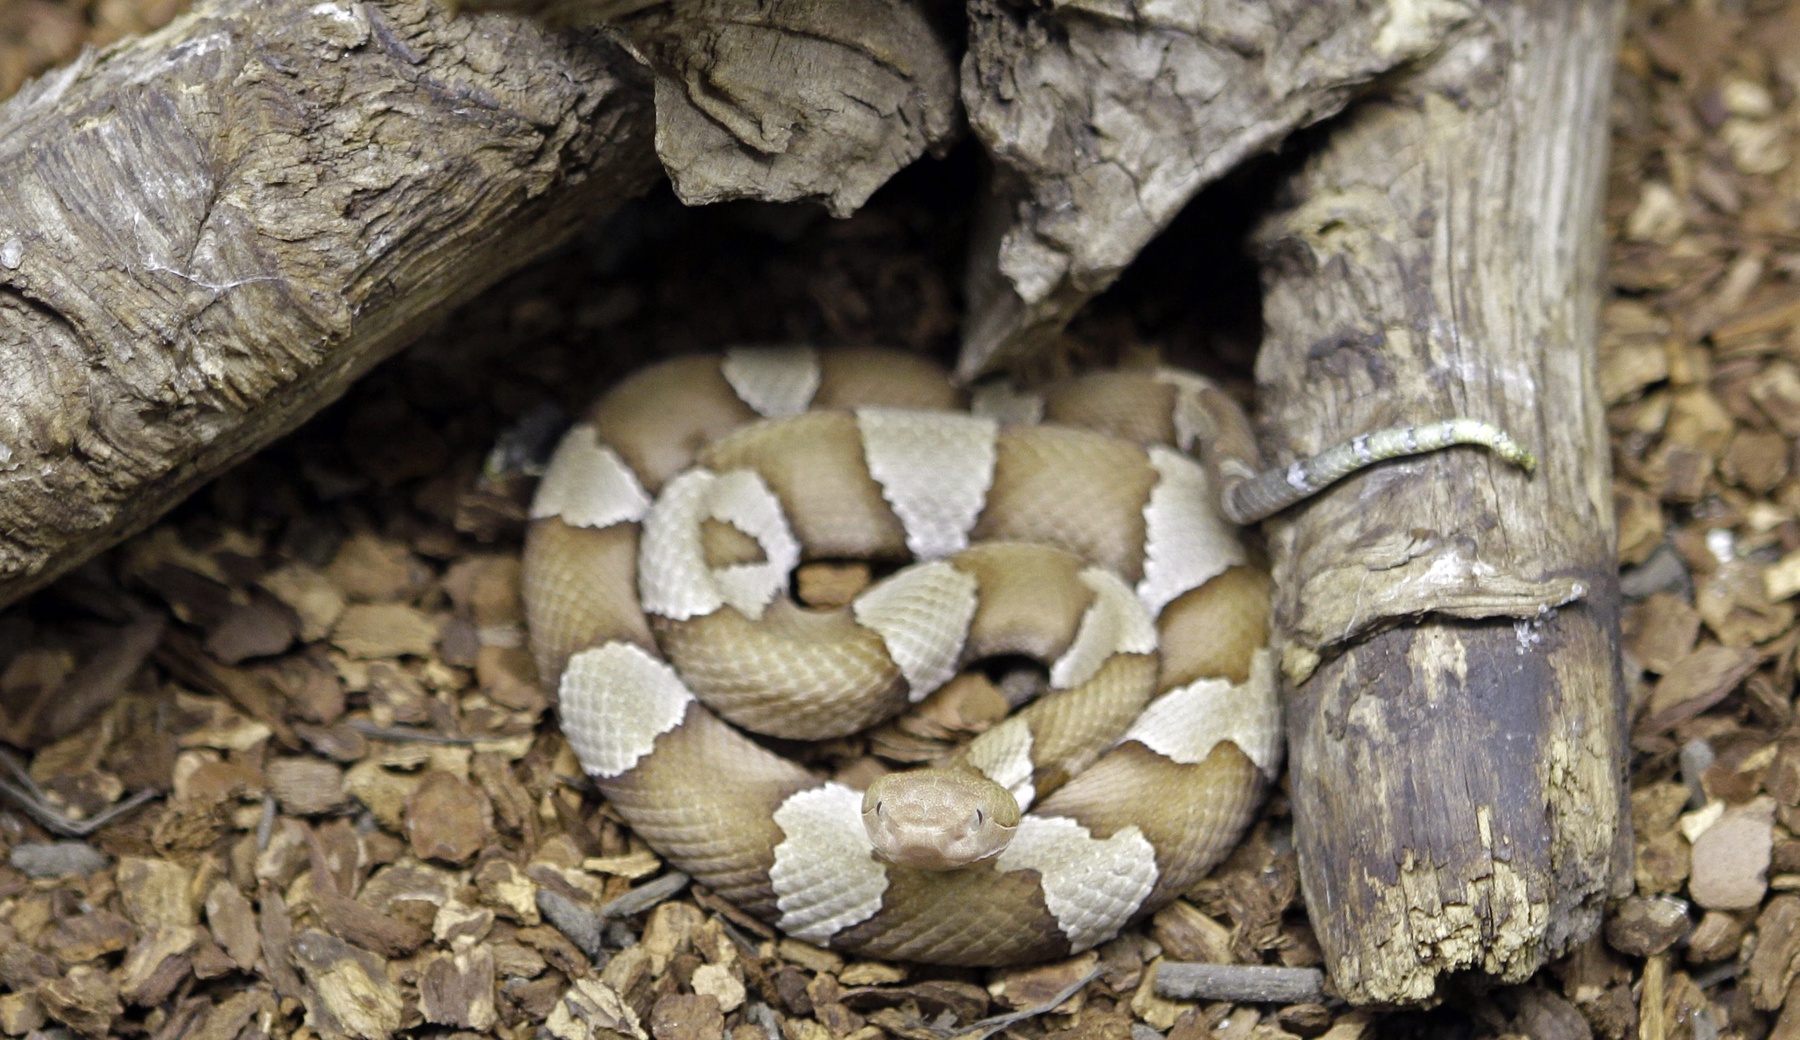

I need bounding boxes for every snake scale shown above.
[522,346,1534,965]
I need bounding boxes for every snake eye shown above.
[974,809,984,825]
[874,800,884,815]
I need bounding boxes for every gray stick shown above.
[1153,962,1327,1005]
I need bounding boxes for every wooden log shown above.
[955,0,1474,378]
[0,0,660,609]
[461,0,960,217]
[1252,0,1630,1004]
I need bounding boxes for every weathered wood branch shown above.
[630,0,959,217]
[0,0,660,609]
[464,0,961,216]
[956,0,1476,378]
[1252,0,1628,1004]
[1154,963,1326,1005]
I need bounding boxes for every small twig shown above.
[0,749,160,837]
[1153,962,1326,1004]
[537,888,607,960]
[949,966,1100,1039]
[1689,960,1740,991]
[598,870,691,918]
[538,871,692,961]
[345,721,481,745]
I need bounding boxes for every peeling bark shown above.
[956,0,1475,378]
[0,0,659,608]
[636,0,960,217]
[1252,0,1629,1004]
[467,0,962,216]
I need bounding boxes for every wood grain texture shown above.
[461,0,962,217]
[957,0,1475,378]
[1253,0,1629,1004]
[0,0,658,609]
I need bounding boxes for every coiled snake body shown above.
[523,346,1532,965]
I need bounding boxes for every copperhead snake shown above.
[522,346,1533,966]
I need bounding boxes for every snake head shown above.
[860,768,1021,871]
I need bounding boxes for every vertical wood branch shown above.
[1253,1,1629,1004]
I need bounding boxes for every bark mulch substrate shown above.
[4,1,1800,1037]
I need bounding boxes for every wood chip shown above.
[1722,428,1791,492]
[291,929,405,1040]
[1615,484,1667,566]
[44,910,134,965]
[330,603,440,659]
[325,532,427,603]
[649,993,726,1040]
[203,880,260,972]
[1751,895,1800,1009]
[420,945,500,1030]
[1602,895,1691,956]
[1599,301,1671,403]
[474,856,541,924]
[1697,561,1795,645]
[1750,360,1800,436]
[545,977,646,1040]
[264,756,347,815]
[118,924,198,1006]
[39,963,122,1036]
[116,857,196,930]
[583,847,664,880]
[1624,593,1702,674]
[312,889,430,958]
[442,554,525,626]
[1151,898,1237,964]
[1685,909,1750,963]
[692,962,747,1014]
[477,643,545,712]
[1640,642,1761,731]
[203,590,299,663]
[258,562,347,642]
[186,989,271,1040]
[1496,985,1592,1040]
[988,951,1098,1011]
[1767,549,1800,602]
[777,938,843,976]
[405,770,495,864]
[0,991,46,1035]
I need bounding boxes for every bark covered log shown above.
[463,0,961,217]
[1252,0,1629,1004]
[629,0,958,217]
[956,0,1475,378]
[0,0,660,609]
